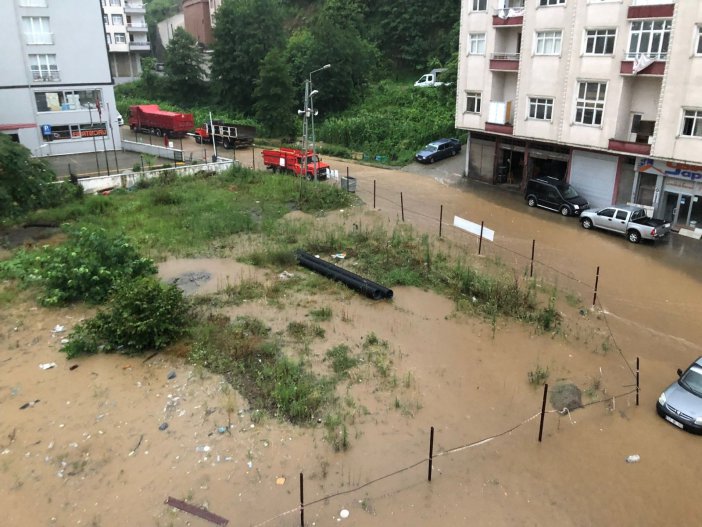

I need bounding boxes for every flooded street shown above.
[2,150,701,526]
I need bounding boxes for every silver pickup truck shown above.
[579,205,671,243]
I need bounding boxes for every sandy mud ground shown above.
[1,158,701,527]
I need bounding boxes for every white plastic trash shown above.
[339,509,349,519]
[626,454,640,463]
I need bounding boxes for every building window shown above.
[44,123,108,142]
[111,14,124,26]
[114,33,127,43]
[681,109,702,138]
[106,33,112,44]
[472,0,487,11]
[696,26,702,55]
[535,31,562,55]
[469,33,486,55]
[19,0,48,6]
[540,0,565,5]
[35,89,103,112]
[628,20,671,60]
[529,97,554,120]
[22,16,52,45]
[466,92,482,114]
[104,14,109,25]
[575,81,606,126]
[585,29,616,55]
[110,0,122,5]
[29,54,59,82]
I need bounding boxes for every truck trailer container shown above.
[128,105,194,138]
[191,121,256,149]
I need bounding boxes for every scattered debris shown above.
[332,252,347,260]
[196,445,211,453]
[60,338,70,344]
[278,270,294,281]
[39,362,57,370]
[217,426,228,434]
[167,371,177,380]
[164,496,229,526]
[275,476,286,486]
[340,509,350,519]
[19,400,40,410]
[626,454,640,463]
[142,351,159,363]
[129,434,144,456]
[159,422,169,431]
[69,365,79,371]
[51,325,65,333]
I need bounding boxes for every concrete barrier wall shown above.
[78,159,236,194]
[122,140,184,162]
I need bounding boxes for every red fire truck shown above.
[261,148,331,180]
[128,105,194,138]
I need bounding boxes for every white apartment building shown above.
[102,0,150,83]
[0,0,122,157]
[456,0,702,229]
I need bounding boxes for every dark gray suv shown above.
[524,176,589,217]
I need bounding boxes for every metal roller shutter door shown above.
[569,150,618,209]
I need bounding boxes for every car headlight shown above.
[695,417,702,425]
[658,392,667,405]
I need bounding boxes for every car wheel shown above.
[429,157,435,164]
[451,149,457,156]
[560,206,570,216]
[223,139,232,149]
[527,196,537,208]
[627,230,641,244]
[155,129,163,137]
[194,135,202,144]
[581,217,593,229]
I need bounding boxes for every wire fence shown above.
[174,173,644,526]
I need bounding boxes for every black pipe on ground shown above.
[295,250,393,300]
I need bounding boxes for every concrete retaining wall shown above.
[122,139,184,162]
[78,159,236,194]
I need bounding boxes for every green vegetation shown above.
[61,277,189,359]
[0,227,156,305]
[0,135,81,221]
[528,364,550,386]
[309,306,333,321]
[325,344,359,377]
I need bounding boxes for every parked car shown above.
[415,138,461,164]
[524,176,589,216]
[579,204,671,243]
[116,112,124,126]
[657,357,702,434]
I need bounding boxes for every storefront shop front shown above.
[637,158,702,229]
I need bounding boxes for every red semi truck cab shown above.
[261,148,331,180]
[128,105,194,138]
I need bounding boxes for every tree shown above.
[210,0,286,113]
[139,57,164,99]
[164,27,207,105]
[253,49,297,139]
[285,0,378,114]
[0,135,59,219]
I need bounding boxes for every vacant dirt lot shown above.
[1,157,701,527]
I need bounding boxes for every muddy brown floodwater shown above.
[1,156,701,527]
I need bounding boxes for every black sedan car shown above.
[415,138,461,164]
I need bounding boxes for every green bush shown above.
[0,226,156,305]
[62,277,189,358]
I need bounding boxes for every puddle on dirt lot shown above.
[158,258,267,295]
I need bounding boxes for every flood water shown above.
[1,155,701,526]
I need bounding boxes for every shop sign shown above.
[71,128,107,138]
[638,158,702,182]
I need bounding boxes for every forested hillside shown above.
[118,0,461,163]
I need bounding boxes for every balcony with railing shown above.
[25,33,54,45]
[628,1,674,19]
[129,40,151,51]
[493,2,524,27]
[127,23,148,32]
[490,53,520,71]
[124,2,146,14]
[31,69,60,82]
[620,52,667,76]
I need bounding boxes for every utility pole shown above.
[301,79,310,181]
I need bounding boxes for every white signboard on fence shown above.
[453,215,495,241]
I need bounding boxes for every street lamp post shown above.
[308,64,330,181]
